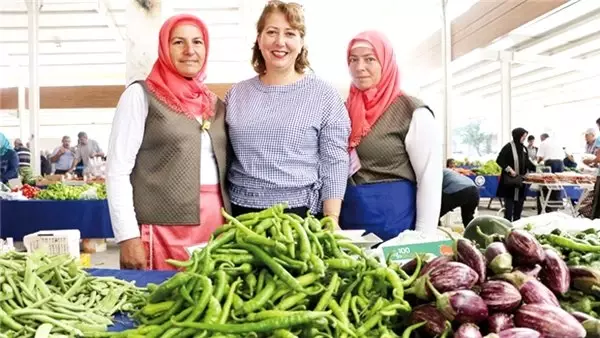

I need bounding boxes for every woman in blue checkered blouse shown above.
[225,1,350,222]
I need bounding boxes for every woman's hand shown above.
[119,237,147,270]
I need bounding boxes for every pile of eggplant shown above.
[396,229,600,338]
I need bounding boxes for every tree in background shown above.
[457,121,494,156]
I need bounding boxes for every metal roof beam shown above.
[95,0,125,57]
[479,49,600,74]
[511,7,600,51]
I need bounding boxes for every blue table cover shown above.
[466,175,582,201]
[0,200,114,240]
[468,175,499,198]
[87,268,176,332]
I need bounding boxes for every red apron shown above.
[140,184,224,270]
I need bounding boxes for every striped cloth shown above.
[15,147,31,168]
[225,74,350,213]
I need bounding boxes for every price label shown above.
[381,240,454,264]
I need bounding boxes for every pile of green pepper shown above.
[0,250,146,337]
[116,204,421,338]
[537,228,600,267]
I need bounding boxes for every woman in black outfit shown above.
[496,128,537,221]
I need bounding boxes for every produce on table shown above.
[18,166,35,185]
[472,160,502,176]
[463,215,512,248]
[118,204,419,337]
[514,303,586,338]
[34,182,106,200]
[10,184,40,199]
[455,323,483,338]
[479,281,521,313]
[485,243,513,275]
[395,223,588,338]
[0,251,146,337]
[486,313,514,333]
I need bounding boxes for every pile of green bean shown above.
[0,250,146,338]
[121,204,418,338]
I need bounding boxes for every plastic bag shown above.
[79,187,98,200]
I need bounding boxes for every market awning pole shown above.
[27,0,41,176]
[441,0,452,161]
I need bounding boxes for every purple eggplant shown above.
[407,261,479,300]
[485,242,513,275]
[487,328,541,338]
[401,258,418,275]
[514,264,542,278]
[427,280,488,324]
[487,313,514,333]
[569,266,600,297]
[455,323,483,338]
[408,304,447,337]
[505,230,545,265]
[479,280,522,312]
[540,249,570,294]
[515,303,586,338]
[497,270,559,306]
[451,236,487,283]
[419,255,453,276]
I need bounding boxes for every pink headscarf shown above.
[146,14,216,120]
[345,31,402,149]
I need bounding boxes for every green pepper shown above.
[171,311,330,333]
[402,321,426,338]
[548,234,600,252]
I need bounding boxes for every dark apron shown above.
[340,180,416,242]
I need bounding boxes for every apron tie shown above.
[307,179,323,214]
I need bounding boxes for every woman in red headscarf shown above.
[106,14,230,270]
[339,31,443,241]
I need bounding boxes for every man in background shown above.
[527,135,538,162]
[68,132,104,174]
[537,133,565,213]
[13,138,31,168]
[50,136,75,175]
[440,168,480,227]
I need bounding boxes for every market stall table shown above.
[0,200,114,240]
[87,268,176,332]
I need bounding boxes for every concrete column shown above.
[125,0,165,85]
[27,0,40,176]
[440,0,452,161]
[500,54,513,145]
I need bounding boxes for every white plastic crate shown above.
[23,230,81,259]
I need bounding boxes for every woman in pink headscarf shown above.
[106,14,230,270]
[340,31,442,240]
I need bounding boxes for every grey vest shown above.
[130,81,231,225]
[351,95,430,185]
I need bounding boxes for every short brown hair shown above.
[251,0,310,74]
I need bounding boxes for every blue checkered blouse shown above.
[225,74,350,213]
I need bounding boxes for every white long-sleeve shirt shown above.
[406,107,443,234]
[106,83,219,243]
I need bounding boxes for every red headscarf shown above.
[345,31,402,149]
[146,14,216,120]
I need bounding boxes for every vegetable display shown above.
[34,183,106,200]
[0,250,146,337]
[117,204,418,337]
[536,228,600,320]
[396,228,592,337]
